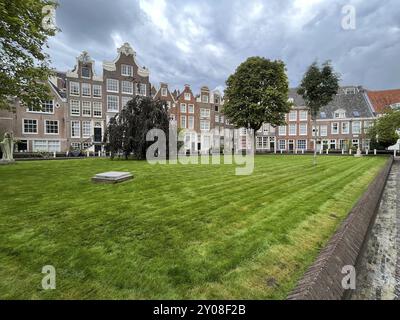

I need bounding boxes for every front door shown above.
[288,140,294,151]
[94,128,102,143]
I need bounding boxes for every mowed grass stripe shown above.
[0,155,387,299]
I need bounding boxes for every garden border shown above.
[287,156,394,300]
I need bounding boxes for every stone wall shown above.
[287,156,394,300]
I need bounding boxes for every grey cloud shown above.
[47,0,400,93]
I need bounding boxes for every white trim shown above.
[22,118,38,135]
[44,119,60,135]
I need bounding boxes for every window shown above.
[188,104,194,113]
[45,120,59,134]
[122,96,131,108]
[257,137,268,149]
[345,87,356,94]
[70,81,80,96]
[297,140,306,150]
[331,122,339,134]
[352,121,361,134]
[161,88,168,97]
[214,105,219,112]
[138,83,147,96]
[214,96,220,104]
[107,95,119,112]
[106,79,119,92]
[200,108,210,118]
[334,110,346,119]
[320,112,327,119]
[279,140,286,150]
[122,81,133,94]
[23,119,38,134]
[339,139,346,150]
[121,64,133,76]
[180,116,186,128]
[71,121,80,138]
[342,122,350,134]
[364,121,372,133]
[299,123,307,135]
[82,83,91,97]
[28,100,54,114]
[330,139,336,150]
[320,125,328,137]
[93,102,102,117]
[180,103,187,113]
[70,100,80,116]
[81,67,90,78]
[289,111,297,121]
[70,142,81,150]
[220,115,224,123]
[215,115,219,123]
[202,95,209,103]
[184,93,191,101]
[93,85,102,98]
[82,121,92,138]
[82,101,91,117]
[33,140,60,152]
[289,124,297,136]
[299,110,308,121]
[278,126,286,136]
[188,116,194,129]
[200,120,210,130]
[166,101,171,109]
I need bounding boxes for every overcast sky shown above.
[46,0,400,93]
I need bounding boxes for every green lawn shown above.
[0,155,387,299]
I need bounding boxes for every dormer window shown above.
[81,67,90,78]
[334,109,346,119]
[184,93,191,101]
[202,95,209,103]
[344,87,356,95]
[214,96,220,104]
[161,88,168,97]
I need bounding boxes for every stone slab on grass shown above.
[92,171,133,184]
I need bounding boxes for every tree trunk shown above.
[313,117,317,166]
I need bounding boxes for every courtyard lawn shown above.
[0,155,388,299]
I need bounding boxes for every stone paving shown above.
[351,160,400,300]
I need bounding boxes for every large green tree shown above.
[368,110,400,150]
[297,61,340,165]
[105,97,171,160]
[0,0,57,110]
[224,57,292,147]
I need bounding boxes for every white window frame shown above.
[107,95,119,112]
[121,64,133,77]
[122,81,134,95]
[93,84,102,98]
[188,116,194,129]
[184,93,191,101]
[331,122,339,135]
[200,120,210,131]
[71,120,81,138]
[299,123,307,136]
[138,83,147,96]
[44,120,59,135]
[188,104,194,114]
[320,125,328,137]
[82,121,92,138]
[82,83,91,97]
[200,108,210,118]
[106,79,119,93]
[341,122,350,134]
[180,115,186,128]
[70,100,80,116]
[69,81,80,96]
[299,110,308,121]
[278,126,286,136]
[289,124,297,136]
[278,139,286,150]
[352,121,361,134]
[180,103,187,113]
[121,96,131,108]
[297,139,307,150]
[23,119,38,134]
[161,88,168,97]
[93,102,102,118]
[82,101,91,117]
[289,110,297,121]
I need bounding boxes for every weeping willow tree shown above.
[104,96,170,160]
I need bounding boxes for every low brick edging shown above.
[287,156,394,300]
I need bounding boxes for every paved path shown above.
[351,160,400,300]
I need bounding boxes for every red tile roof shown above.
[367,89,400,113]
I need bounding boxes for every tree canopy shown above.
[297,61,340,118]
[0,0,57,110]
[105,97,171,160]
[298,61,340,164]
[368,110,400,149]
[223,57,291,132]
